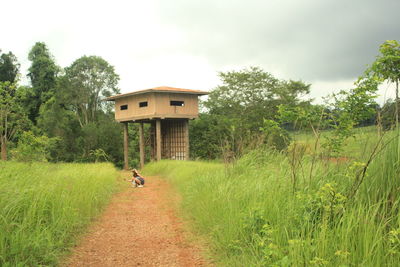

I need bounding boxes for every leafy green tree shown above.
[38,95,124,164]
[205,67,278,131]
[322,86,377,154]
[0,50,20,83]
[37,95,83,161]
[259,119,290,151]
[89,148,109,163]
[190,67,311,159]
[278,83,377,156]
[37,55,122,164]
[0,82,30,160]
[362,40,400,128]
[27,42,59,123]
[274,79,311,106]
[381,100,400,130]
[277,104,327,136]
[205,67,310,130]
[59,56,120,127]
[190,113,235,159]
[11,131,59,162]
[75,116,123,164]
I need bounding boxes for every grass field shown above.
[0,162,119,266]
[144,128,400,266]
[289,126,384,159]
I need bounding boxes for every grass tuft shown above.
[0,162,119,266]
[144,133,400,266]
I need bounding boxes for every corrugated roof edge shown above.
[105,86,209,101]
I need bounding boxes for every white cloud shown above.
[310,79,355,103]
[310,79,396,105]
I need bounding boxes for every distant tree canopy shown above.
[205,67,310,130]
[0,82,30,160]
[0,42,125,166]
[191,67,311,159]
[0,51,29,160]
[2,40,399,165]
[26,42,59,123]
[59,55,120,127]
[361,40,400,128]
[38,55,122,164]
[0,50,19,83]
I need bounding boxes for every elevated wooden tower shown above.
[106,86,208,169]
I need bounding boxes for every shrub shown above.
[260,119,291,151]
[11,131,59,162]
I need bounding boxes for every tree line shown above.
[1,40,399,166]
[190,40,399,160]
[0,42,124,165]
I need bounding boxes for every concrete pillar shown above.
[139,122,145,169]
[156,119,162,161]
[123,122,129,170]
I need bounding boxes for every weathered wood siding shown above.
[114,93,199,122]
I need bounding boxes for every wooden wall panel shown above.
[115,93,156,121]
[114,92,199,122]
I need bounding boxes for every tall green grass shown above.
[0,162,119,266]
[144,134,400,266]
[290,125,383,159]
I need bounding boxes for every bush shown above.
[11,131,59,162]
[260,119,291,151]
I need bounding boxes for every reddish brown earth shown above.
[63,174,211,267]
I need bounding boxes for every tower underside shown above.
[150,119,189,161]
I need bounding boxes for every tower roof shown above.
[105,86,208,101]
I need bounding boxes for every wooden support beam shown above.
[156,119,162,161]
[123,122,129,170]
[184,119,190,160]
[139,122,145,169]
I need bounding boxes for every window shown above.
[170,100,184,106]
[139,101,148,108]
[120,105,128,110]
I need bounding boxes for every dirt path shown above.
[64,174,210,267]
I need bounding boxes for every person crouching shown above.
[130,169,145,188]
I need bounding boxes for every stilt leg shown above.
[123,122,129,170]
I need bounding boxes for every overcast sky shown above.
[1,0,399,103]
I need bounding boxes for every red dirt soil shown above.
[63,174,211,267]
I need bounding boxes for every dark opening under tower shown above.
[106,86,208,169]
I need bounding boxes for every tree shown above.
[189,113,234,159]
[37,95,83,161]
[381,100,400,130]
[0,82,30,160]
[190,67,311,158]
[37,55,122,164]
[278,103,328,136]
[278,84,377,156]
[11,131,59,162]
[0,50,20,83]
[60,56,120,127]
[205,67,311,130]
[27,42,59,123]
[273,79,311,106]
[205,67,278,129]
[362,40,400,128]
